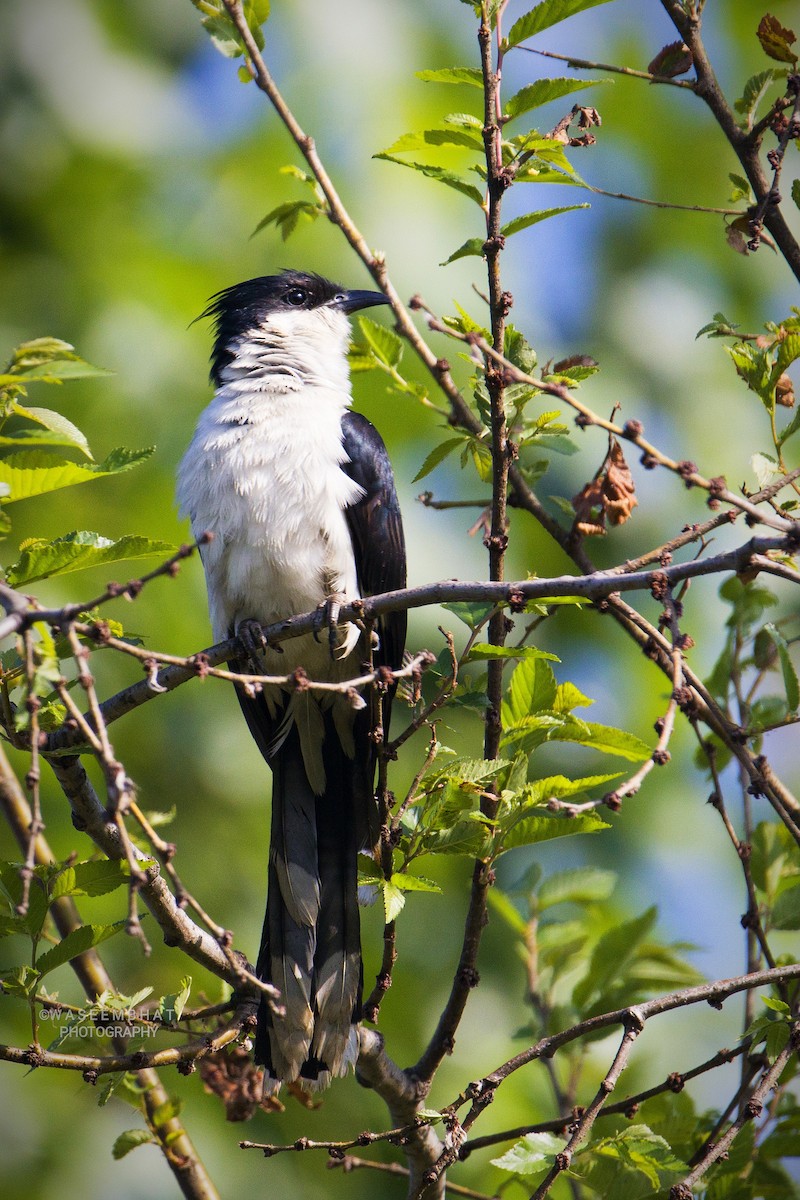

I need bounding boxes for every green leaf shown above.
[411,437,465,482]
[356,316,403,369]
[390,872,442,895]
[416,66,484,88]
[441,237,485,265]
[537,866,617,910]
[492,1131,564,1175]
[501,204,589,237]
[0,862,49,939]
[6,531,175,587]
[466,644,560,663]
[252,200,323,240]
[373,154,484,205]
[762,623,800,712]
[752,451,780,488]
[2,406,94,459]
[49,859,130,901]
[502,656,558,725]
[191,0,269,56]
[572,907,658,1008]
[440,601,494,630]
[505,0,617,48]
[505,77,609,121]
[4,338,112,383]
[382,880,406,922]
[112,1128,157,1160]
[734,69,788,122]
[159,976,192,1023]
[381,127,484,155]
[496,808,609,854]
[35,921,126,979]
[0,447,154,504]
[545,718,652,760]
[772,883,800,930]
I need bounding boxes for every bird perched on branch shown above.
[178,270,406,1089]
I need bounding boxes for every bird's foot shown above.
[237,618,270,669]
[313,592,347,659]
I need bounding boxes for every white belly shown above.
[177,380,364,676]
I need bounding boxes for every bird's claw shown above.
[238,618,269,669]
[313,593,346,659]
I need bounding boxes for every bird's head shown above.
[202,270,390,387]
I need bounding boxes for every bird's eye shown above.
[284,287,308,307]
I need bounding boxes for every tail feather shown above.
[254,716,367,1086]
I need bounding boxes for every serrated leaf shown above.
[416,66,484,88]
[734,69,788,123]
[373,154,484,204]
[756,14,797,65]
[112,1128,157,1160]
[497,808,609,854]
[466,644,560,663]
[381,127,484,155]
[772,883,800,930]
[35,921,126,979]
[492,1131,564,1174]
[4,338,112,383]
[762,623,800,712]
[4,406,94,458]
[411,437,465,482]
[440,601,493,630]
[441,237,485,265]
[389,873,442,895]
[49,859,129,901]
[548,718,651,760]
[356,315,403,370]
[252,200,322,240]
[159,976,192,1023]
[502,656,558,725]
[6,531,174,587]
[505,77,609,121]
[0,447,154,504]
[501,204,589,237]
[382,881,406,922]
[505,0,617,49]
[572,907,658,1008]
[752,451,780,489]
[537,866,617,909]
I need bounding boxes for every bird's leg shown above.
[237,618,272,670]
[313,592,347,659]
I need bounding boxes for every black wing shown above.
[341,410,407,685]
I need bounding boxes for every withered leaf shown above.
[756,14,798,64]
[572,438,638,537]
[199,1044,284,1122]
[547,104,602,147]
[648,41,694,78]
[725,216,751,256]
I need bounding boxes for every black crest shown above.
[202,271,344,383]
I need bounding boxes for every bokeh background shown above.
[0,1,798,1196]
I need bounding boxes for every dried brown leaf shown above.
[199,1044,284,1121]
[756,13,797,64]
[571,438,638,537]
[648,41,694,78]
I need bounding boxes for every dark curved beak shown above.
[336,289,390,315]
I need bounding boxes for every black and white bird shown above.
[177,270,406,1089]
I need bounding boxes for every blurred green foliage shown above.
[0,1,799,1197]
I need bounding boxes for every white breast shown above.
[177,366,364,656]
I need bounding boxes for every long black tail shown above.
[249,716,371,1088]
